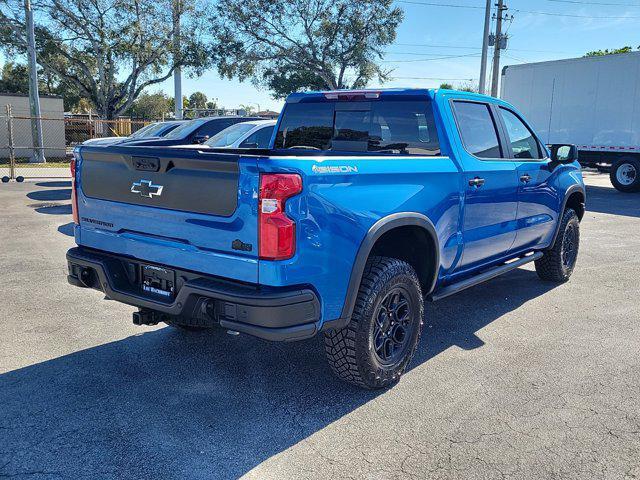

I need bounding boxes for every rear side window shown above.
[452,101,502,159]
[274,100,440,155]
[499,108,543,159]
[274,103,334,150]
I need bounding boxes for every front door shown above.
[451,100,519,271]
[497,107,558,252]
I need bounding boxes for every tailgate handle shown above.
[132,156,160,172]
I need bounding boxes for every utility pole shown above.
[173,0,183,120]
[24,0,46,163]
[478,0,492,95]
[490,0,507,98]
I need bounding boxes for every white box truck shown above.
[501,51,640,192]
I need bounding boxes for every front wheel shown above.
[323,256,424,389]
[610,157,640,192]
[535,208,580,282]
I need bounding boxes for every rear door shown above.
[450,100,520,271]
[76,145,260,283]
[496,106,557,251]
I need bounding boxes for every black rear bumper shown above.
[66,247,321,341]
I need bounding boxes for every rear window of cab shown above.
[274,100,440,155]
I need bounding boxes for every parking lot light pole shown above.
[24,0,46,163]
[478,0,492,95]
[173,0,183,120]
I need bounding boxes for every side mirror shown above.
[193,135,209,144]
[548,144,578,164]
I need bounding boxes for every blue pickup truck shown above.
[66,89,585,389]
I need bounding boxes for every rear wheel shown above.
[610,157,640,192]
[323,256,424,389]
[535,208,580,282]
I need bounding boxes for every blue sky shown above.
[156,0,640,112]
[4,0,640,112]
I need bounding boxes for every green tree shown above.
[239,104,256,115]
[0,0,210,119]
[206,100,217,110]
[0,62,30,94]
[585,46,638,57]
[209,0,403,98]
[168,95,190,113]
[0,61,86,110]
[127,91,171,119]
[439,83,453,90]
[188,91,208,109]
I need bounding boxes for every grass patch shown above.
[0,158,70,168]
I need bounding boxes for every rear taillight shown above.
[259,173,302,260]
[70,156,79,225]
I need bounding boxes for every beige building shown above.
[0,93,66,160]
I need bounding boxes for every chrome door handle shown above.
[520,173,532,183]
[469,177,485,187]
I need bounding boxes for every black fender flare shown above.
[549,184,586,248]
[330,213,440,328]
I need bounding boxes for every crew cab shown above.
[66,89,585,389]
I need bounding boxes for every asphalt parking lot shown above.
[1,172,639,479]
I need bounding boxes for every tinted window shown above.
[197,119,236,138]
[274,100,440,155]
[453,101,502,158]
[129,123,160,138]
[164,118,208,139]
[274,103,334,150]
[239,125,275,148]
[499,108,543,159]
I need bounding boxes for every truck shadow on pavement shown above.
[0,268,556,479]
[586,184,640,218]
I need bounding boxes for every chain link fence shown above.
[1,105,153,181]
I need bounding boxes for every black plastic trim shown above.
[337,213,439,326]
[549,184,586,248]
[66,247,320,341]
[428,252,543,301]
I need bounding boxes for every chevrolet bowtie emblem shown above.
[131,180,163,198]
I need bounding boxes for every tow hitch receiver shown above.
[132,309,165,326]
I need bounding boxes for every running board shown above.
[428,252,543,302]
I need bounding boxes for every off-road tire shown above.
[323,256,424,389]
[610,157,640,193]
[535,208,580,282]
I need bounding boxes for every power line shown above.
[381,53,481,63]
[391,76,477,80]
[396,0,640,18]
[513,8,640,18]
[395,0,483,9]
[393,42,571,53]
[545,0,640,6]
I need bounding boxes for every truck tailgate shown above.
[76,146,260,283]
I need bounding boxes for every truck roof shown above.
[286,88,496,103]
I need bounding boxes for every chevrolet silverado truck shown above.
[66,89,586,389]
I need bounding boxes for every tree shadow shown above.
[27,188,71,201]
[0,267,556,479]
[35,181,72,188]
[586,184,640,218]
